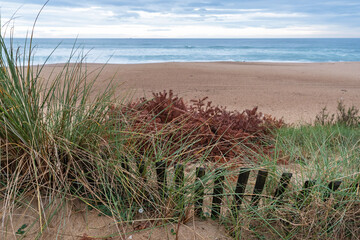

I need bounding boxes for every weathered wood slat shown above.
[155,161,167,199]
[323,180,342,201]
[233,168,250,210]
[211,168,224,219]
[174,164,184,189]
[194,167,205,216]
[274,172,293,202]
[296,180,316,208]
[251,170,268,207]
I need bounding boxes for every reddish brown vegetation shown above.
[108,90,284,163]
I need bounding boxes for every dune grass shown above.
[0,28,118,237]
[0,30,230,239]
[0,26,359,239]
[222,121,359,239]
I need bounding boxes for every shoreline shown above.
[41,61,360,124]
[45,60,360,65]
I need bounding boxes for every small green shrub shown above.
[315,100,360,127]
[336,100,360,127]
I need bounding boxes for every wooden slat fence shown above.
[149,160,358,220]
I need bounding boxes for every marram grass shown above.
[0,30,219,239]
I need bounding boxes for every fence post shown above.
[138,159,146,181]
[251,170,268,207]
[232,168,250,215]
[323,181,342,202]
[194,167,205,217]
[156,161,167,199]
[174,164,185,215]
[354,183,359,192]
[121,158,130,177]
[273,172,293,204]
[174,164,184,189]
[211,168,224,219]
[296,180,316,208]
[335,182,359,209]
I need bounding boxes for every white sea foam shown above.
[7,38,360,64]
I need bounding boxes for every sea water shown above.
[8,38,360,64]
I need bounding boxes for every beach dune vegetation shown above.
[0,20,359,240]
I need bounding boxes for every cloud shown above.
[1,0,360,37]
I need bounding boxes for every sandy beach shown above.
[43,61,360,124]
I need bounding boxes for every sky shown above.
[1,0,360,38]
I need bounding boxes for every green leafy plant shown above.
[15,224,28,235]
[315,100,359,127]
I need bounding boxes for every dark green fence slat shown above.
[274,172,293,199]
[138,159,146,181]
[296,180,316,208]
[251,170,268,207]
[155,161,167,199]
[233,168,250,209]
[323,181,342,202]
[194,167,205,216]
[211,169,224,219]
[174,164,185,215]
[174,164,184,189]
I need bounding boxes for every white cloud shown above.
[18,23,341,38]
[203,8,264,12]
[1,1,359,38]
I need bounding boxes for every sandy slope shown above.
[43,61,360,124]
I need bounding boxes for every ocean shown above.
[8,38,360,64]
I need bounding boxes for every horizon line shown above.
[7,37,360,39]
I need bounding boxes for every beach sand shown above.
[43,61,360,124]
